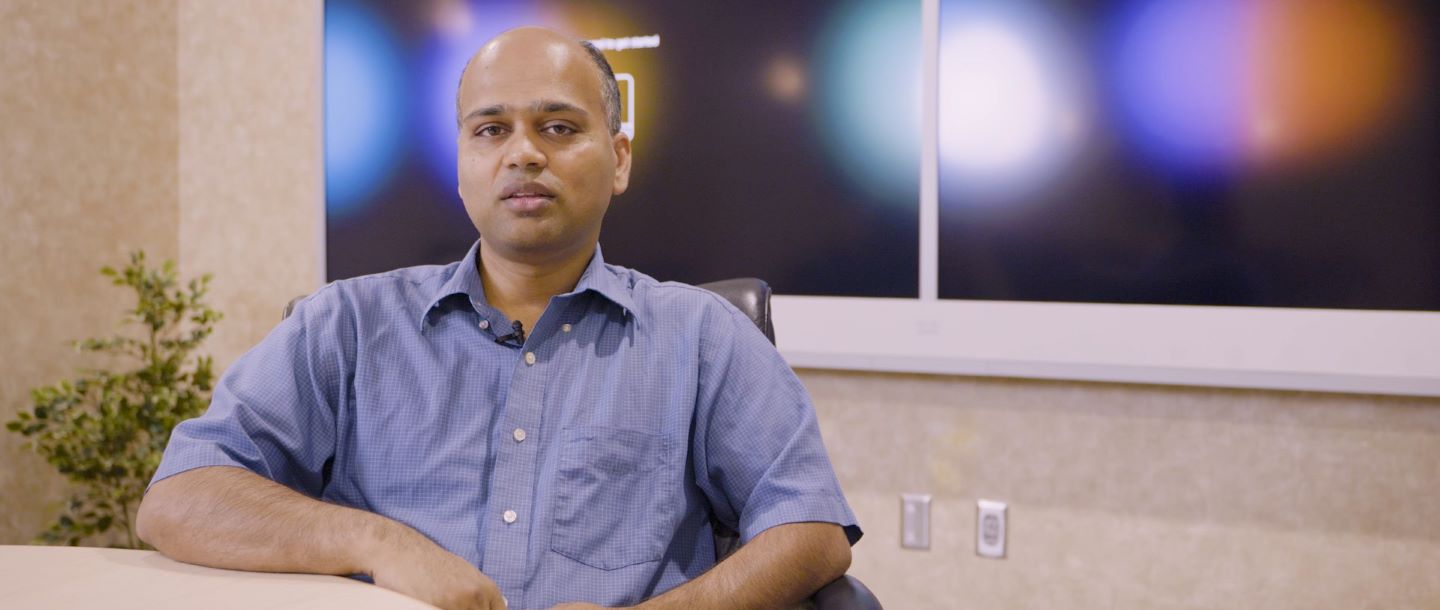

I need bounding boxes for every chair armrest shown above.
[811,574,883,610]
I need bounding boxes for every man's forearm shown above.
[637,522,852,610]
[136,466,408,577]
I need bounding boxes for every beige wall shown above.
[177,0,323,371]
[807,371,1440,609]
[4,2,1440,608]
[0,0,181,543]
[0,0,320,542]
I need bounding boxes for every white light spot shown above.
[941,22,1054,176]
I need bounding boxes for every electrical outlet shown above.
[976,499,1007,559]
[900,493,932,550]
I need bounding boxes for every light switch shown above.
[976,499,1007,559]
[901,493,932,550]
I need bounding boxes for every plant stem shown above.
[118,497,136,549]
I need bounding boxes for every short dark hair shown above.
[455,38,622,136]
[579,40,622,136]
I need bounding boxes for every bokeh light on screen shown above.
[1109,0,1247,175]
[324,2,406,218]
[1108,0,1418,175]
[939,1,1085,201]
[764,54,807,106]
[812,0,922,208]
[419,0,540,200]
[1250,0,1416,168]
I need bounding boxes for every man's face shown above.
[456,30,631,263]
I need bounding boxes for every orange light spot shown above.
[1249,0,1418,167]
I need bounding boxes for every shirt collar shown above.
[568,243,636,315]
[421,240,634,329]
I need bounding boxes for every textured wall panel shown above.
[0,0,180,544]
[177,0,323,372]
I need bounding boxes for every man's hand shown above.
[368,533,507,610]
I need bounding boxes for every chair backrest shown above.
[695,278,775,345]
[282,295,304,320]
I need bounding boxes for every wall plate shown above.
[901,493,932,550]
[976,499,1007,559]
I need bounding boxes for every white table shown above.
[0,545,437,609]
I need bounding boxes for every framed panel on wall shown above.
[325,0,1440,396]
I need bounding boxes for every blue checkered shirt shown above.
[152,241,861,608]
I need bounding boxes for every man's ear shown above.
[611,131,632,196]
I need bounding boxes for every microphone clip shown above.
[494,320,526,347]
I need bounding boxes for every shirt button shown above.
[478,319,490,330]
[524,352,536,365]
[503,510,517,524]
[513,428,527,443]
[561,323,573,333]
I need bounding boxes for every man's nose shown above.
[503,128,547,170]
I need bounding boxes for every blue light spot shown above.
[1107,0,1249,175]
[419,2,540,206]
[812,0,923,208]
[324,1,407,219]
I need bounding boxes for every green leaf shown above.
[9,250,220,548]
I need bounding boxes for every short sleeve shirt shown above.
[152,241,861,608]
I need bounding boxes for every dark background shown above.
[325,0,920,297]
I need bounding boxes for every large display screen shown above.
[325,0,921,297]
[327,0,1439,312]
[937,0,1439,310]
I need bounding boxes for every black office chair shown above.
[282,278,881,609]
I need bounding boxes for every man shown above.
[137,27,859,610]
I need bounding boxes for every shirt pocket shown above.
[551,426,676,570]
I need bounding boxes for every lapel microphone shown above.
[493,320,526,347]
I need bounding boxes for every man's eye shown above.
[544,124,576,136]
[474,125,505,137]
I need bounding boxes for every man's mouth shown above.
[500,182,556,213]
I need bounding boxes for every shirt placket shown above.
[481,332,550,602]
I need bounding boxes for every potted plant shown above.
[7,252,221,548]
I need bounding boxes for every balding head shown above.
[456,27,621,135]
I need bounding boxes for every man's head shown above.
[456,38,621,137]
[455,26,632,264]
